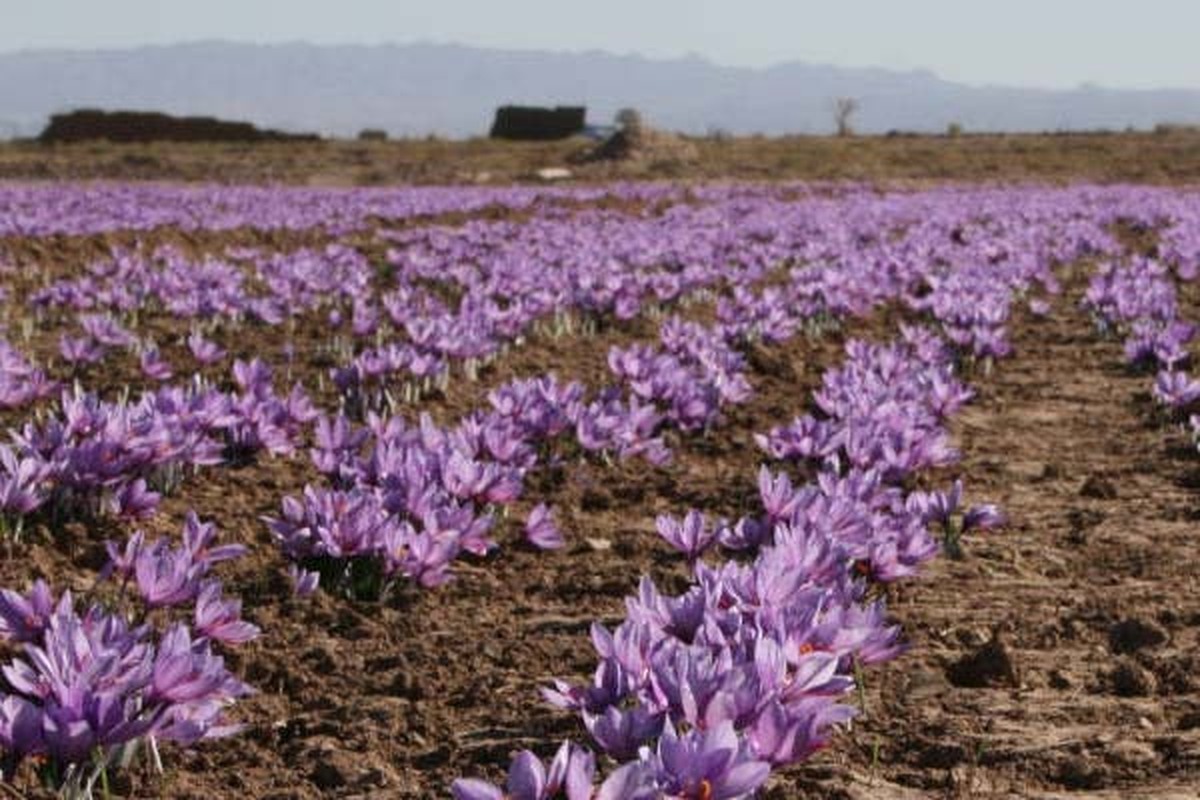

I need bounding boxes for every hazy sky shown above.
[5,0,1199,90]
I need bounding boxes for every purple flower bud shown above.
[288,564,320,597]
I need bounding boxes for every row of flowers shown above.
[453,328,1009,799]
[1084,251,1200,429]
[6,182,1152,421]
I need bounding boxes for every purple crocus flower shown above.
[182,511,248,568]
[140,348,174,382]
[905,479,962,526]
[749,697,856,765]
[194,582,260,645]
[785,416,840,460]
[0,695,44,758]
[0,445,48,516]
[525,503,565,550]
[452,740,596,800]
[1153,369,1200,410]
[288,564,320,597]
[134,540,204,608]
[545,741,597,800]
[655,721,771,800]
[148,624,249,705]
[592,760,660,800]
[715,516,769,552]
[2,603,159,766]
[79,314,136,347]
[58,335,106,365]
[962,504,1007,533]
[187,332,226,366]
[104,530,146,581]
[758,466,799,524]
[541,658,630,714]
[310,414,368,479]
[582,705,664,761]
[656,510,717,562]
[108,478,162,520]
[1028,298,1051,316]
[392,527,459,588]
[0,580,59,643]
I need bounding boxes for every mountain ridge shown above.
[2,40,1199,138]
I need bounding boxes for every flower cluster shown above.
[0,361,313,533]
[0,513,255,795]
[1084,256,1200,438]
[0,340,57,411]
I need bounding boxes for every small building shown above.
[489,106,586,141]
[38,109,319,144]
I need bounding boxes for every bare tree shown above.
[832,97,859,137]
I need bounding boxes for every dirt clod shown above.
[1048,668,1074,689]
[946,631,1019,688]
[1110,658,1158,697]
[1079,474,1118,499]
[1109,617,1169,654]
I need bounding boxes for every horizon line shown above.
[4,38,1200,95]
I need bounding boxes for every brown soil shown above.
[5,130,1200,185]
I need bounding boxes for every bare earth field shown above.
[1,130,1200,185]
[0,138,1197,799]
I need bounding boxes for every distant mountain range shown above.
[2,41,1199,138]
